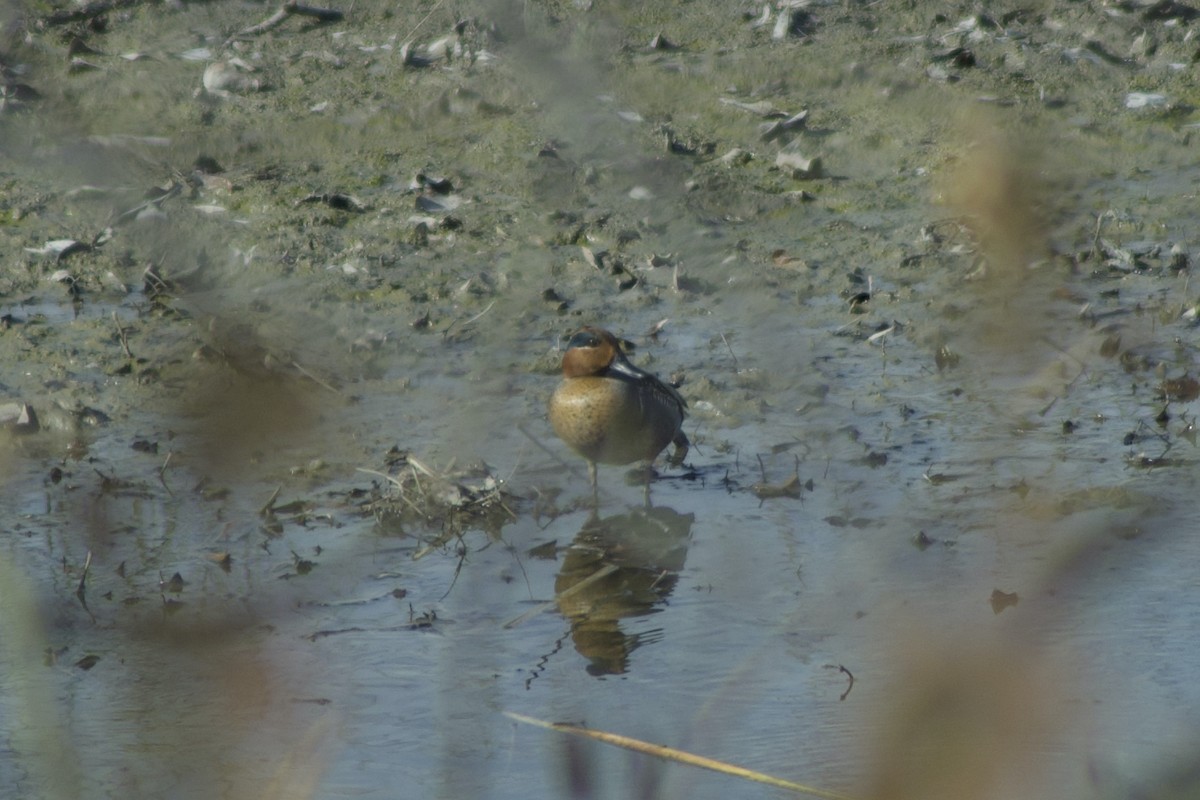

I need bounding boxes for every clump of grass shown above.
[360,452,519,546]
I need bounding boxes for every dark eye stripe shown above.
[568,331,601,349]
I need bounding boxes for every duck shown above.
[549,326,689,491]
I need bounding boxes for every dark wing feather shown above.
[606,356,687,415]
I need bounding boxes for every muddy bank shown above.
[3,0,1200,797]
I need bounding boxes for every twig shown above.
[112,182,182,226]
[442,299,496,339]
[503,711,858,799]
[43,0,143,26]
[75,550,92,605]
[866,325,894,345]
[229,1,344,43]
[157,451,174,496]
[291,360,341,394]
[440,536,469,600]
[236,5,290,38]
[502,529,535,600]
[406,462,430,503]
[112,311,133,359]
[405,454,442,480]
[260,485,282,516]
[460,300,497,328]
[825,663,855,701]
[720,332,739,371]
[838,664,854,700]
[355,466,432,519]
[1092,210,1109,256]
[399,0,448,45]
[356,466,404,489]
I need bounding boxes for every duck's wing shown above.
[607,357,687,414]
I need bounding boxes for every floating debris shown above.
[0,402,38,434]
[866,324,894,345]
[398,41,433,68]
[989,589,1019,614]
[771,4,816,39]
[143,263,173,299]
[74,654,101,670]
[648,33,677,50]
[719,96,784,117]
[411,173,454,194]
[228,1,343,45]
[415,193,461,212]
[934,345,960,370]
[423,33,460,61]
[26,239,91,260]
[87,133,171,149]
[772,7,792,39]
[1125,91,1167,109]
[771,249,805,269]
[398,19,493,68]
[67,37,103,57]
[361,455,518,541]
[160,572,186,593]
[1143,0,1200,21]
[752,473,803,499]
[67,57,102,74]
[1169,243,1188,271]
[759,109,808,142]
[202,59,261,96]
[207,552,233,572]
[580,246,606,270]
[750,454,807,500]
[113,184,181,226]
[193,154,225,175]
[661,125,712,155]
[0,81,39,113]
[48,269,76,287]
[775,150,822,179]
[931,46,976,68]
[1160,374,1200,402]
[299,192,368,212]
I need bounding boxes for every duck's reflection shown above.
[555,505,694,675]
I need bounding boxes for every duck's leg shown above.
[668,430,690,466]
[588,461,599,503]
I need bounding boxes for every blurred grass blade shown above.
[0,558,83,800]
[502,563,618,629]
[504,711,857,800]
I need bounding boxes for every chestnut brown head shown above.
[561,327,621,378]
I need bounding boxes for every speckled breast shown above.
[549,377,682,466]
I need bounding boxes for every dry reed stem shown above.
[504,711,857,800]
[501,563,619,629]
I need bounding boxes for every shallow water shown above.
[4,0,1200,797]
[6,357,1199,800]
